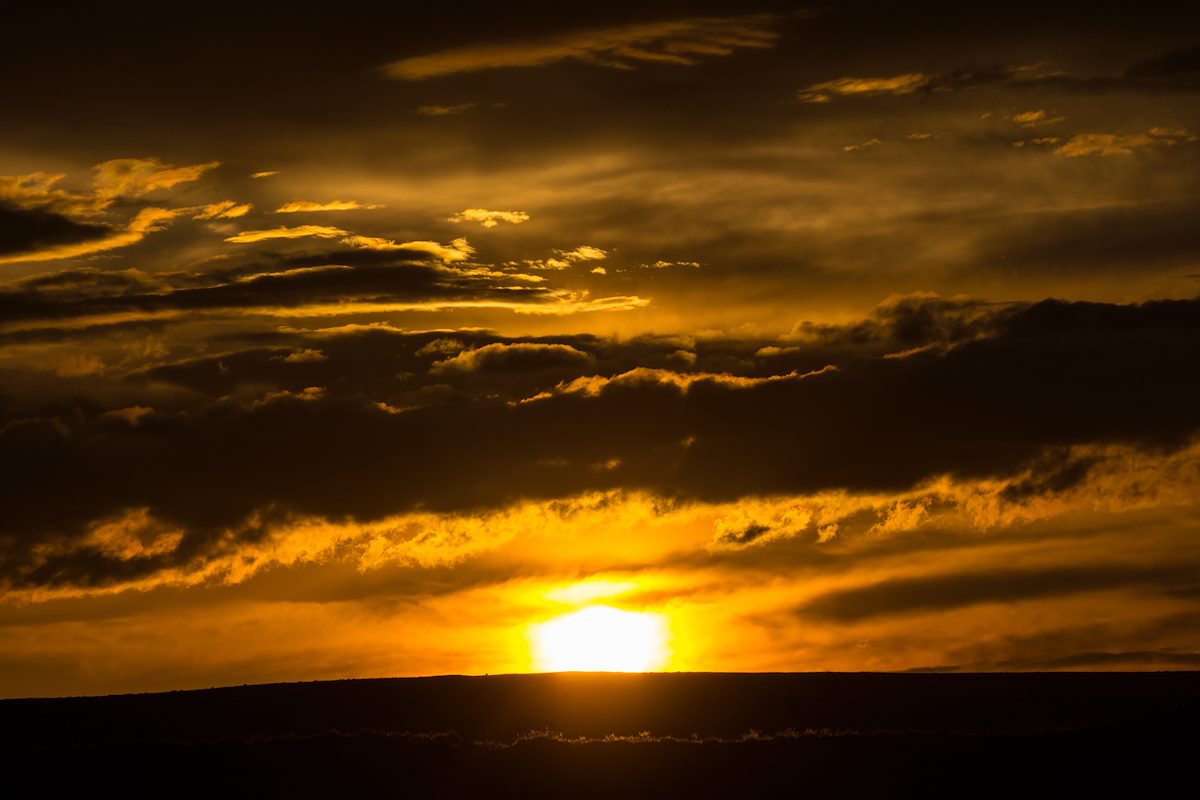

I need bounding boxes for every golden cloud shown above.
[0,207,181,265]
[416,103,476,116]
[449,208,531,228]
[194,200,253,220]
[341,235,476,263]
[275,200,386,213]
[382,14,780,80]
[1055,128,1197,157]
[798,73,928,103]
[1,157,218,218]
[225,225,349,243]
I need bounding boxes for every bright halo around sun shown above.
[530,606,669,672]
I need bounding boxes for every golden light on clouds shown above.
[2,6,1200,700]
[382,14,780,80]
[449,208,531,228]
[275,200,386,213]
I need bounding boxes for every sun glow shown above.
[530,606,670,672]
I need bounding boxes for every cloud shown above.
[341,235,475,263]
[2,294,1199,593]
[277,349,328,363]
[798,73,928,103]
[225,225,349,243]
[382,14,780,80]
[1123,44,1200,80]
[966,197,1200,275]
[101,406,155,426]
[561,245,607,261]
[0,158,224,263]
[1,158,218,218]
[843,138,882,153]
[194,201,253,220]
[250,171,279,179]
[518,245,608,270]
[430,342,593,374]
[0,248,641,331]
[1010,109,1064,127]
[798,47,1200,104]
[275,201,385,214]
[800,563,1197,622]
[0,207,180,265]
[1054,128,1198,157]
[417,103,476,116]
[642,260,700,269]
[90,158,220,204]
[449,209,530,228]
[0,203,110,257]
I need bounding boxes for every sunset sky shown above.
[2,2,1199,696]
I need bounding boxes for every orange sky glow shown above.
[2,2,1199,697]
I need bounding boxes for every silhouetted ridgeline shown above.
[1,672,1197,797]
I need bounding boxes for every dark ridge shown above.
[4,671,1199,744]
[3,672,1197,797]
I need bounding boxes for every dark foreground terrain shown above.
[3,672,1197,797]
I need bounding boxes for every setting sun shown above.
[530,606,669,672]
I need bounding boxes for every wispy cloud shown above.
[275,200,386,213]
[1010,109,1065,127]
[843,138,882,153]
[0,207,180,265]
[799,47,1200,105]
[516,245,608,271]
[417,103,476,116]
[91,158,220,205]
[1055,127,1198,157]
[797,65,1067,103]
[383,14,780,80]
[341,235,475,263]
[194,200,253,220]
[1,158,219,217]
[641,260,700,269]
[450,208,531,228]
[799,73,928,103]
[225,225,348,243]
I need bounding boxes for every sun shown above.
[530,606,669,672]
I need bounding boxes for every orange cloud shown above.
[798,73,927,103]
[449,208,531,228]
[275,200,385,213]
[194,200,253,220]
[383,14,780,80]
[1,157,218,218]
[341,235,475,263]
[1055,128,1196,157]
[0,207,181,265]
[225,225,349,243]
[417,103,476,116]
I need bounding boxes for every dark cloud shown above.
[3,294,1200,590]
[0,250,582,326]
[717,522,772,546]
[0,204,109,257]
[998,449,1100,502]
[974,197,1200,276]
[798,44,1200,103]
[1125,45,1200,80]
[801,562,1198,622]
[792,293,1005,347]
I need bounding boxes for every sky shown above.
[2,1,1199,696]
